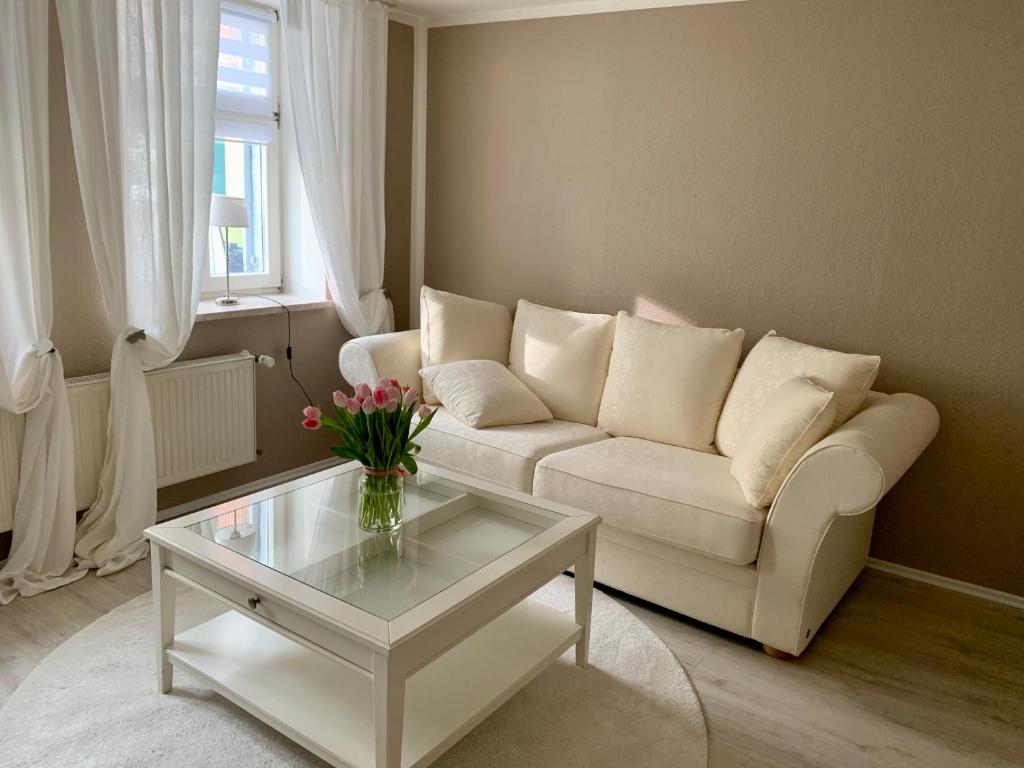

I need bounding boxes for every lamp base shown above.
[214,522,257,543]
[215,295,240,306]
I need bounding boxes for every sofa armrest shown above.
[796,392,941,503]
[339,329,421,390]
[751,392,939,655]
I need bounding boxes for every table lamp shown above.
[209,194,250,306]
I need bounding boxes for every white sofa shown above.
[339,312,938,657]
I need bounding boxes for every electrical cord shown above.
[236,292,314,407]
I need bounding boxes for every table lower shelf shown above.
[166,598,582,768]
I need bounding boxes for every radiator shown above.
[0,353,257,532]
[0,410,24,534]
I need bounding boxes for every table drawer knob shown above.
[247,596,261,610]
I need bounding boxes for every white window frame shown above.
[204,0,283,297]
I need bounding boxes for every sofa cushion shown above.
[415,407,610,493]
[535,437,765,565]
[730,377,837,508]
[419,286,513,404]
[508,299,616,425]
[419,360,552,428]
[715,331,880,457]
[597,313,744,453]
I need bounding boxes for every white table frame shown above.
[145,462,599,768]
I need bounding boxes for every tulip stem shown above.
[359,471,403,532]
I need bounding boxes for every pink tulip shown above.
[362,398,377,415]
[384,399,398,413]
[302,417,321,430]
[402,388,418,408]
[385,386,401,403]
[355,382,372,399]
[372,387,388,406]
[377,377,392,390]
[389,378,400,388]
[303,406,321,420]
[333,390,348,408]
[346,398,360,415]
[418,405,432,419]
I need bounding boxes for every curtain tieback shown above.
[125,327,147,344]
[31,339,55,357]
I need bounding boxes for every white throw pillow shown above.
[729,377,837,508]
[419,360,553,429]
[508,299,616,425]
[597,313,744,452]
[715,331,881,457]
[420,286,513,404]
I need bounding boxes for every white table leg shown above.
[151,543,175,694]
[373,652,405,768]
[575,528,597,668]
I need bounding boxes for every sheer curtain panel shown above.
[281,0,393,338]
[0,1,86,604]
[56,0,219,575]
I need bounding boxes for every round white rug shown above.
[0,576,706,767]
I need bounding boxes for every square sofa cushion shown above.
[419,286,513,404]
[715,331,881,457]
[729,377,837,508]
[508,299,616,425]
[419,360,553,429]
[597,313,744,452]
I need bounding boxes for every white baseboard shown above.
[865,557,1024,610]
[157,458,343,524]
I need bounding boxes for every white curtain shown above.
[56,0,219,575]
[0,1,86,604]
[281,0,393,338]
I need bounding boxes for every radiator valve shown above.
[256,354,275,369]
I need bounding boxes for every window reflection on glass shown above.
[201,501,273,563]
[210,139,269,277]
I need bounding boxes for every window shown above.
[207,3,281,295]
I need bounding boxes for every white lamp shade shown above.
[210,195,250,228]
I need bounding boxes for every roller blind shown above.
[216,4,276,143]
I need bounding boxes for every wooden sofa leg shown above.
[762,644,796,660]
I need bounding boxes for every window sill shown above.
[196,293,334,322]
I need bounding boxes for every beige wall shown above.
[45,5,415,510]
[385,21,415,331]
[425,0,1024,594]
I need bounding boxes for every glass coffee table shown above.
[144,461,599,768]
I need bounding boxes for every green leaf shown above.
[320,414,343,430]
[330,446,361,462]
[409,409,436,440]
[401,454,418,475]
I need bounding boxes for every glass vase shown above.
[358,467,404,533]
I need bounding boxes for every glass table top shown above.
[187,467,566,621]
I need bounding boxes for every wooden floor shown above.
[1,563,1021,767]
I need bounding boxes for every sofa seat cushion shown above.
[535,438,765,565]
[415,407,610,493]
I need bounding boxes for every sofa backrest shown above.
[508,299,616,425]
